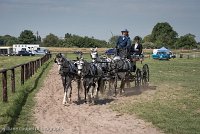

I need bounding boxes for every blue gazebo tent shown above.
[157,47,170,53]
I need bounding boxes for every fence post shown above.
[25,63,29,80]
[21,65,24,85]
[28,62,31,78]
[11,69,15,93]
[2,70,8,102]
[31,61,34,76]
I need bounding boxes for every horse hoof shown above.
[89,103,94,106]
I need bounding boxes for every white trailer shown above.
[13,44,40,54]
[0,46,13,55]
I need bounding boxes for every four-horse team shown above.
[54,29,149,105]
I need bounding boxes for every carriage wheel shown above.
[135,68,142,87]
[142,64,149,86]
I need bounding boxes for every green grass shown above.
[0,56,42,69]
[1,53,200,134]
[0,56,52,134]
[10,60,53,134]
[111,58,200,134]
[0,55,43,103]
[0,56,43,114]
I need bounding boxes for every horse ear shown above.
[61,53,65,57]
[95,47,97,51]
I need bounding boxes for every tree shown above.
[43,33,59,47]
[143,34,152,43]
[109,35,120,47]
[142,42,156,49]
[18,30,36,44]
[175,33,197,49]
[65,33,71,39]
[0,35,18,46]
[151,22,178,48]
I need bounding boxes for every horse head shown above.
[75,57,85,76]
[55,53,72,74]
[90,47,98,60]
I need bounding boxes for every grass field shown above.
[0,55,46,132]
[0,56,43,103]
[111,58,200,134]
[1,53,200,133]
[0,56,42,69]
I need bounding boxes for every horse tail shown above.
[98,77,105,94]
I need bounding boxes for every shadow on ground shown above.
[124,85,157,97]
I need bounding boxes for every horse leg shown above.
[62,76,67,105]
[126,77,131,88]
[120,79,125,95]
[68,83,72,103]
[114,77,118,97]
[91,83,96,105]
[77,79,81,102]
[63,91,67,105]
[83,80,89,103]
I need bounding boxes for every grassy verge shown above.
[0,56,41,69]
[0,59,53,134]
[111,58,200,134]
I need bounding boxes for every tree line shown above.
[0,30,110,48]
[0,22,199,49]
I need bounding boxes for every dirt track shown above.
[34,64,162,134]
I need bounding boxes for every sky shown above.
[0,0,200,42]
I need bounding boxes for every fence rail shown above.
[0,54,51,102]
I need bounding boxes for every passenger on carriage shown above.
[129,36,143,56]
[116,29,131,58]
[129,36,143,72]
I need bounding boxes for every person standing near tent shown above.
[116,29,131,58]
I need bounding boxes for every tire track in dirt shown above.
[33,64,163,134]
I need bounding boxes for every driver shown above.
[116,29,131,58]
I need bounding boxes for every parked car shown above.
[16,51,35,56]
[32,48,49,55]
[169,52,176,58]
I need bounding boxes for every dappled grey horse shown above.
[54,53,81,105]
[90,48,116,93]
[110,55,132,95]
[91,48,131,96]
[75,56,104,104]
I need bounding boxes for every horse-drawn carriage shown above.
[54,48,149,105]
[90,48,149,96]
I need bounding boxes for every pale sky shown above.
[0,0,200,42]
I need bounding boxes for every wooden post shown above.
[21,65,24,85]
[33,61,35,75]
[25,63,29,80]
[11,69,15,93]
[2,70,8,102]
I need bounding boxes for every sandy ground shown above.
[33,64,163,134]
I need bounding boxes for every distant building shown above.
[13,44,40,54]
[0,46,13,55]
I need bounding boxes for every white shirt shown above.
[134,43,138,50]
